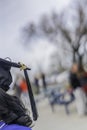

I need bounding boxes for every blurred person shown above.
[20,77,28,93]
[78,70,87,95]
[78,69,87,112]
[69,63,86,116]
[0,88,32,130]
[41,73,47,92]
[20,77,29,108]
[34,77,40,94]
[13,76,22,99]
[49,89,75,114]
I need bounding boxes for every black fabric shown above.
[2,111,32,127]
[14,115,32,127]
[69,72,81,90]
[1,111,18,124]
[0,90,32,127]
[0,65,12,91]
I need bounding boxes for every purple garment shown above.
[0,122,31,130]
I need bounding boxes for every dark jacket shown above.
[69,72,81,90]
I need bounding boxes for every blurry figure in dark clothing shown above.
[34,77,40,94]
[41,73,47,91]
[69,64,81,90]
[69,63,86,116]
[13,76,22,99]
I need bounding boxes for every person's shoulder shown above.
[3,124,32,130]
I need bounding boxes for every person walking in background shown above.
[13,76,22,99]
[41,73,47,91]
[20,77,30,108]
[69,63,86,116]
[34,76,40,94]
[20,77,28,93]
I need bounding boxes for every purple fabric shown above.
[0,122,31,130]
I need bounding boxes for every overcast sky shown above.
[0,0,71,74]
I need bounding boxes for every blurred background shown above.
[1,0,87,130]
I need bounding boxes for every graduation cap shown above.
[0,58,38,121]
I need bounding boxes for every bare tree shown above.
[58,2,87,70]
[22,0,87,70]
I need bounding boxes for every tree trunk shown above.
[78,54,84,72]
[72,48,84,72]
[72,50,76,63]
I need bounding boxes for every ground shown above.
[33,98,87,130]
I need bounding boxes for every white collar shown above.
[0,122,6,129]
